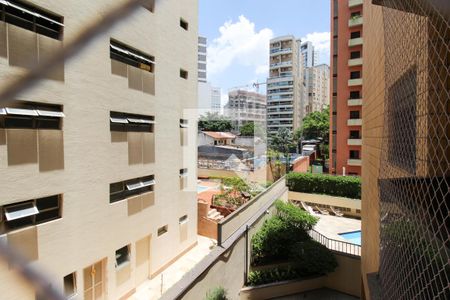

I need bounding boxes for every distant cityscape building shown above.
[198,36,207,83]
[306,64,330,114]
[266,35,305,135]
[197,36,221,113]
[300,41,318,68]
[224,90,266,132]
[198,82,221,113]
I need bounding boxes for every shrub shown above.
[247,267,300,286]
[289,240,338,276]
[286,172,361,199]
[251,200,318,265]
[205,286,228,300]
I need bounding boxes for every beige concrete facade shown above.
[0,1,198,299]
[267,36,304,135]
[306,64,330,114]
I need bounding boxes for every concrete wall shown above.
[289,192,361,218]
[0,1,198,299]
[361,1,384,298]
[177,180,288,300]
[240,254,361,300]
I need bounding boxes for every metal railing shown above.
[309,229,361,257]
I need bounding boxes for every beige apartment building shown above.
[0,0,198,299]
[224,89,266,132]
[267,35,304,135]
[306,64,330,114]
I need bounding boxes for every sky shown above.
[199,0,331,105]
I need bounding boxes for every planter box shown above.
[240,276,326,300]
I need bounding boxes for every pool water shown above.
[339,230,361,246]
[197,186,209,193]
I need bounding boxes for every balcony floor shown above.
[273,288,359,299]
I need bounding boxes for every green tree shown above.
[198,112,233,132]
[270,128,295,173]
[239,122,264,137]
[294,106,330,141]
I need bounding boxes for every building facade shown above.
[362,0,449,299]
[198,82,221,113]
[267,35,304,135]
[329,0,364,176]
[306,64,330,114]
[0,0,198,299]
[300,41,318,68]
[198,35,207,83]
[224,89,266,132]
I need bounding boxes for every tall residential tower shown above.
[329,0,364,175]
[267,36,304,135]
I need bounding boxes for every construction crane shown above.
[229,80,267,93]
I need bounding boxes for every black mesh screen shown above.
[377,1,449,299]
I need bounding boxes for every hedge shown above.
[286,172,361,199]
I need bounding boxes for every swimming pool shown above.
[339,230,361,246]
[197,186,209,193]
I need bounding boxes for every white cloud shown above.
[301,32,331,64]
[208,16,274,77]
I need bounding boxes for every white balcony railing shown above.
[348,58,363,66]
[349,0,363,8]
[348,98,363,106]
[347,159,362,166]
[349,16,363,27]
[349,37,363,47]
[347,139,362,146]
[348,78,363,86]
[347,119,362,126]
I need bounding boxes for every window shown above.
[110,175,155,203]
[179,215,188,224]
[179,119,188,128]
[115,245,130,268]
[63,273,76,297]
[351,11,361,18]
[350,71,361,79]
[0,195,62,234]
[349,150,360,159]
[180,69,188,79]
[110,40,154,73]
[110,112,155,132]
[350,110,360,119]
[0,103,64,130]
[142,0,155,12]
[0,0,64,40]
[157,225,168,236]
[350,130,360,139]
[351,31,361,39]
[179,168,188,177]
[198,45,207,53]
[180,18,188,30]
[198,63,206,70]
[350,91,361,99]
[350,51,361,59]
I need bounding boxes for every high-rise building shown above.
[267,36,304,135]
[224,89,266,131]
[198,82,221,113]
[198,36,207,83]
[329,0,364,176]
[300,41,318,68]
[0,1,198,299]
[306,64,330,114]
[362,0,449,299]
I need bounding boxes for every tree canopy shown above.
[198,112,233,132]
[239,122,264,137]
[294,106,330,141]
